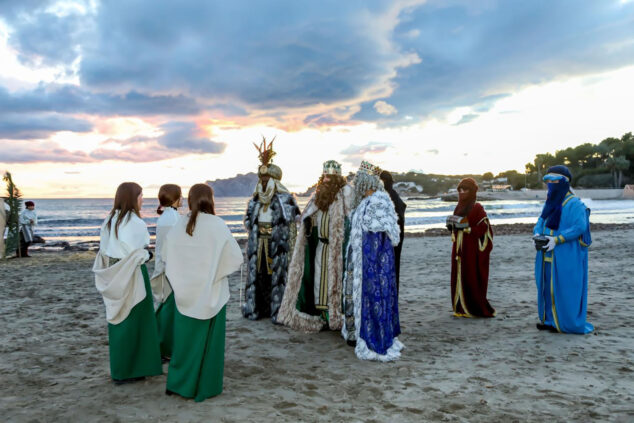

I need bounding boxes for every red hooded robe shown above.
[450,179,495,317]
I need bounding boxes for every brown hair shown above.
[186,183,215,236]
[157,184,182,215]
[107,182,142,238]
[315,174,347,211]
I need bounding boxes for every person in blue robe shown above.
[533,165,593,334]
[341,161,403,361]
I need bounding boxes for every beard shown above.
[314,175,347,211]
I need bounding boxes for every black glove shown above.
[445,215,458,232]
[303,217,312,238]
[145,249,154,263]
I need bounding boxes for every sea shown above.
[27,196,634,249]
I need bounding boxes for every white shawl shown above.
[99,211,150,259]
[163,213,243,320]
[150,207,180,304]
[93,248,150,324]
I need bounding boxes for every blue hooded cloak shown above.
[534,190,593,334]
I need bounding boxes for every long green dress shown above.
[166,306,227,402]
[107,264,163,380]
[156,291,176,358]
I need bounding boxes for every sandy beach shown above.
[1,228,633,422]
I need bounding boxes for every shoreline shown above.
[25,222,634,253]
[434,188,626,202]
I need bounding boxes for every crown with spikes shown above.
[254,136,282,180]
[358,160,382,176]
[322,160,342,176]
[253,136,276,166]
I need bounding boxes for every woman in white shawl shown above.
[163,184,243,402]
[151,184,182,360]
[93,182,162,384]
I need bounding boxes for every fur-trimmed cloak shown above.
[342,190,404,361]
[278,185,353,331]
[242,191,300,323]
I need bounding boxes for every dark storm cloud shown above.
[91,121,227,162]
[8,9,86,67]
[157,121,226,154]
[0,85,201,116]
[2,0,633,131]
[0,113,92,139]
[0,140,93,163]
[78,0,404,108]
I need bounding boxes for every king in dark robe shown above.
[242,137,300,323]
[446,178,496,318]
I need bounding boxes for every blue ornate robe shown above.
[342,190,403,361]
[534,193,593,334]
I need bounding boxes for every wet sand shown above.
[1,229,633,422]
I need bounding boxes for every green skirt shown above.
[166,305,226,402]
[156,291,176,358]
[107,264,163,380]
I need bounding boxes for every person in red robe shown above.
[447,178,496,318]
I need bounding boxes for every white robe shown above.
[94,212,151,324]
[99,211,149,259]
[19,209,37,242]
[150,207,180,304]
[163,213,243,320]
[94,248,150,324]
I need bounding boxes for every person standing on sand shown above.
[341,161,403,361]
[446,178,496,318]
[533,165,593,334]
[278,160,354,332]
[93,182,162,385]
[380,170,407,296]
[162,184,243,402]
[150,184,182,361]
[17,200,37,257]
[242,137,300,323]
[0,198,8,257]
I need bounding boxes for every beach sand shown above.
[1,229,632,422]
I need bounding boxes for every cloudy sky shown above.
[1,0,634,197]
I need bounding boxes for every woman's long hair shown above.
[157,184,182,215]
[107,182,142,238]
[186,184,215,236]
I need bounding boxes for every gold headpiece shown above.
[254,136,282,180]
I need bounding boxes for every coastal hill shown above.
[206,173,258,197]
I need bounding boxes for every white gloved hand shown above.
[545,235,556,252]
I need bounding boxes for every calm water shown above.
[26,196,634,245]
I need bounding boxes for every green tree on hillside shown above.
[524,132,633,188]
